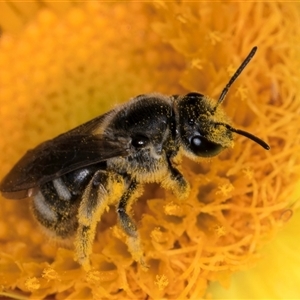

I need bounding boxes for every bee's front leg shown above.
[160,156,190,200]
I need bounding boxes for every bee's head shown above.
[174,47,270,159]
[175,92,233,158]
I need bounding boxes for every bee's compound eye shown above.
[190,135,223,157]
[131,134,149,148]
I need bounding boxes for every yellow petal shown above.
[208,207,300,299]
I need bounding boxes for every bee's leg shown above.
[116,180,148,269]
[74,170,112,270]
[161,157,190,200]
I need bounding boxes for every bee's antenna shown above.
[213,46,257,112]
[216,122,270,150]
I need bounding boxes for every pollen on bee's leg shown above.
[117,204,148,269]
[116,181,148,270]
[118,210,148,270]
[74,170,115,270]
[74,225,92,271]
[174,179,190,201]
[161,174,191,201]
[160,161,191,200]
[127,235,149,272]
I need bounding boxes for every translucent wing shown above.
[0,122,130,199]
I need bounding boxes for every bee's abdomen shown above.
[31,166,102,238]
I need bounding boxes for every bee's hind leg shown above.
[74,170,112,270]
[117,180,148,269]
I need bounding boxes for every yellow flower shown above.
[208,208,300,299]
[0,2,299,299]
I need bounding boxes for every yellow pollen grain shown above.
[216,183,235,197]
[215,225,227,237]
[243,167,254,180]
[42,266,61,282]
[235,85,249,101]
[154,274,169,291]
[150,227,163,243]
[24,277,40,291]
[191,58,204,70]
[163,201,182,216]
[226,64,237,77]
[207,30,222,46]
[85,270,102,285]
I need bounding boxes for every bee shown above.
[0,47,269,270]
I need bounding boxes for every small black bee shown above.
[0,47,269,269]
